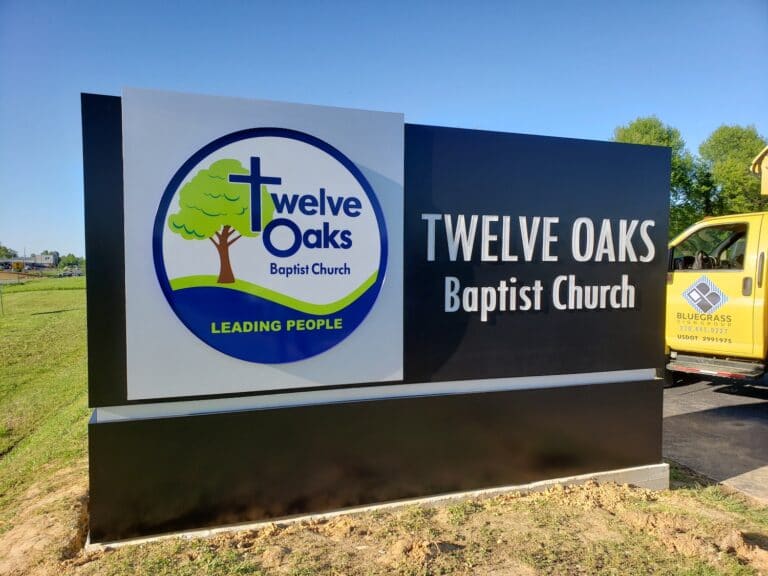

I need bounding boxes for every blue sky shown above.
[1,0,766,257]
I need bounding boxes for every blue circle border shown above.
[152,127,389,364]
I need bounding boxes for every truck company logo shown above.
[153,128,387,363]
[683,276,728,314]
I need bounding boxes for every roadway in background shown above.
[664,379,768,503]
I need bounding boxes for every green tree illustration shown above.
[168,159,274,284]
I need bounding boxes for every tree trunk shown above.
[216,242,235,283]
[214,225,236,284]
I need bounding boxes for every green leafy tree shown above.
[689,158,719,215]
[668,158,723,235]
[614,116,700,236]
[58,253,80,268]
[0,243,17,259]
[168,159,274,283]
[699,125,767,214]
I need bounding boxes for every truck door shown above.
[666,215,763,360]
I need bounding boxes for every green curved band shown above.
[169,271,378,315]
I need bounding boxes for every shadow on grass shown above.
[30,308,79,316]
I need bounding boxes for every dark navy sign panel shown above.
[85,100,669,408]
[82,94,127,408]
[403,124,670,384]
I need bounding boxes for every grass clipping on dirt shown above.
[3,277,768,575]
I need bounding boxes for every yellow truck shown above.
[665,146,768,382]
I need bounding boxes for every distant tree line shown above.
[613,118,767,238]
[0,243,85,269]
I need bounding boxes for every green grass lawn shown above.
[0,277,89,532]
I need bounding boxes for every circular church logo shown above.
[153,128,387,363]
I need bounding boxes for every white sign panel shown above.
[123,88,403,400]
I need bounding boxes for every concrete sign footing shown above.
[86,463,669,551]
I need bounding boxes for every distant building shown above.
[0,252,60,268]
[29,253,60,267]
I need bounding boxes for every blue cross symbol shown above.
[228,157,282,232]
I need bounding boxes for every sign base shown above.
[87,461,668,548]
[89,380,662,543]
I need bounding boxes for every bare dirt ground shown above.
[3,463,768,575]
[0,271,43,282]
[0,462,88,576]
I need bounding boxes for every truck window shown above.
[670,223,747,271]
